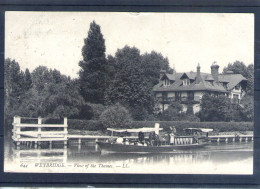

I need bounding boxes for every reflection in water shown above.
[4,131,253,174]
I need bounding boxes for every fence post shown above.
[15,116,21,146]
[64,117,68,147]
[37,117,42,146]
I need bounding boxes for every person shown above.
[193,131,199,143]
[166,133,171,145]
[172,126,176,135]
[138,131,145,144]
[155,134,160,146]
[149,132,155,146]
[170,133,175,145]
[116,137,124,144]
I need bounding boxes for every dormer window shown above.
[163,79,170,86]
[183,78,190,86]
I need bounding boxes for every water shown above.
[4,132,253,174]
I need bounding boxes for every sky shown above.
[5,12,254,78]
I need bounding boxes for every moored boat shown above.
[96,124,212,154]
[96,141,207,153]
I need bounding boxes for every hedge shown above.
[68,119,253,132]
[68,119,103,131]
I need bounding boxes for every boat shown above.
[96,125,212,154]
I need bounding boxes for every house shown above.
[153,62,247,114]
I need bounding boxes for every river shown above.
[4,131,253,174]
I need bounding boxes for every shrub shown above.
[87,103,106,120]
[99,103,132,129]
[68,119,103,130]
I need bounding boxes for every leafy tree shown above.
[198,94,231,122]
[239,95,254,121]
[19,67,85,119]
[106,55,117,81]
[223,61,254,95]
[99,103,132,129]
[24,68,32,91]
[87,103,106,120]
[159,101,183,121]
[246,64,254,95]
[141,51,171,87]
[78,21,107,104]
[223,61,248,78]
[186,103,194,115]
[4,58,26,124]
[104,46,154,120]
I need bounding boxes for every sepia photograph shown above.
[4,12,254,174]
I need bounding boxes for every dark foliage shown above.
[223,61,254,95]
[104,46,154,120]
[79,21,107,104]
[198,94,232,122]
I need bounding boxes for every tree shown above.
[99,103,132,129]
[159,101,183,121]
[246,64,254,95]
[4,58,26,124]
[223,61,248,78]
[198,94,231,122]
[19,67,85,119]
[24,68,32,91]
[223,61,254,96]
[104,46,154,120]
[239,95,254,121]
[79,21,107,104]
[141,51,171,87]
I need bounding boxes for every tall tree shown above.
[105,46,154,120]
[79,21,107,104]
[141,51,171,87]
[24,68,32,91]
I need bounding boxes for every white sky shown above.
[5,12,254,78]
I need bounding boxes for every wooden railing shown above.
[12,116,68,147]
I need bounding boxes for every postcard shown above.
[4,12,254,174]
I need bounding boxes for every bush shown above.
[68,119,103,131]
[99,103,132,129]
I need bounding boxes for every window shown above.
[162,92,168,101]
[175,92,181,101]
[187,92,194,100]
[164,79,170,86]
[183,79,190,86]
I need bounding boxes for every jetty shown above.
[12,116,253,149]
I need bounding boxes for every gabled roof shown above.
[153,72,246,93]
[160,73,175,81]
[165,73,175,81]
[218,74,247,90]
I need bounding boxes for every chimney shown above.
[195,63,201,84]
[211,61,219,82]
